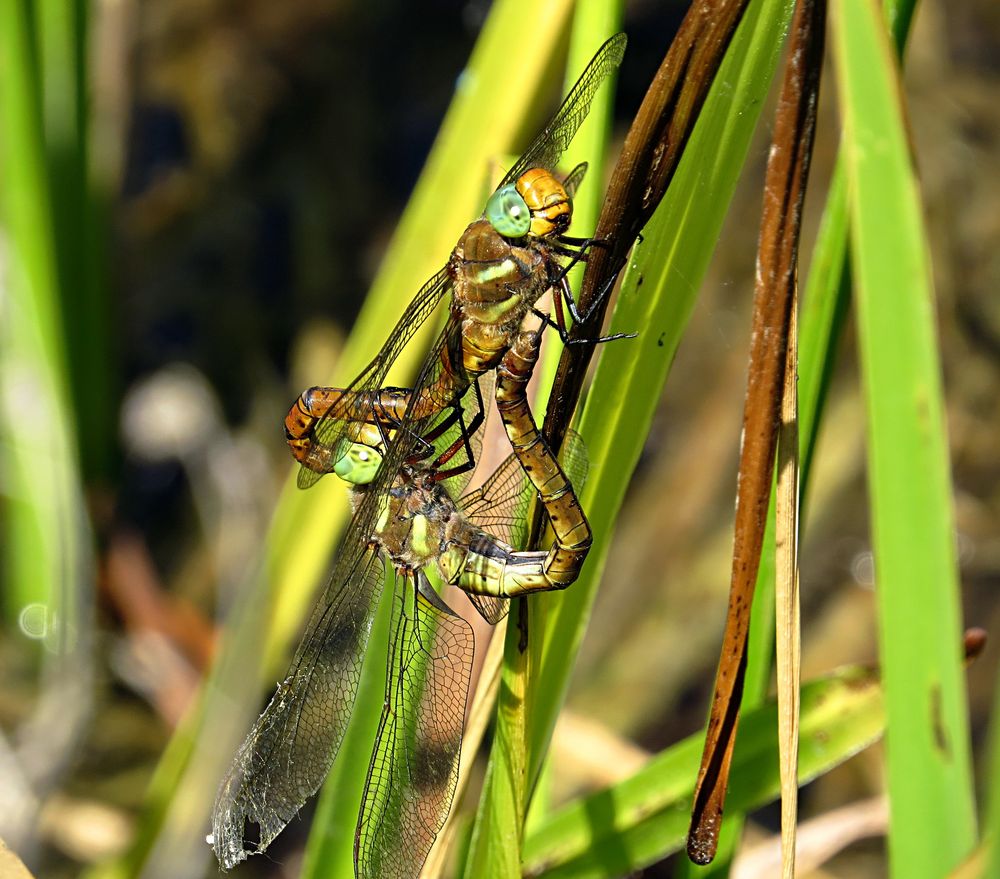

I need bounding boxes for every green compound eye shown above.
[485,184,531,237]
[333,442,383,485]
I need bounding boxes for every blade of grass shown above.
[0,840,37,879]
[38,0,113,482]
[986,660,1000,879]
[0,0,87,644]
[0,1,95,854]
[521,664,885,879]
[775,294,800,879]
[831,0,976,873]
[798,0,918,485]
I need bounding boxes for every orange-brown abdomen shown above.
[284,390,323,463]
[283,387,391,467]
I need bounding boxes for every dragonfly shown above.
[284,32,627,593]
[211,330,587,876]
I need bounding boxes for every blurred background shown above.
[0,0,997,877]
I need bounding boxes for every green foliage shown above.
[0,1,89,643]
[522,665,885,877]
[832,0,976,872]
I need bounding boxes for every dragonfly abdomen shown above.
[285,387,410,464]
[439,532,586,597]
[438,530,570,598]
[285,375,462,472]
[495,329,593,586]
[438,532,512,596]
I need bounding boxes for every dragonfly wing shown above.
[457,429,588,625]
[460,428,588,539]
[459,452,533,547]
[498,33,626,189]
[211,521,388,869]
[456,452,529,624]
[355,572,473,879]
[559,427,589,491]
[298,266,453,488]
[562,161,589,199]
[464,591,509,628]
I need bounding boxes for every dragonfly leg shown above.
[530,305,572,342]
[431,378,488,481]
[546,235,612,264]
[529,285,620,347]
[563,276,638,346]
[413,404,462,457]
[543,275,637,346]
[557,233,612,250]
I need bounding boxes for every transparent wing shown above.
[355,573,473,879]
[455,429,587,625]
[461,428,588,543]
[559,427,589,492]
[298,266,453,489]
[466,593,508,628]
[458,452,531,625]
[498,33,627,189]
[211,530,389,869]
[562,161,589,199]
[460,453,533,547]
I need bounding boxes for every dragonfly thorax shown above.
[450,218,552,337]
[373,471,463,570]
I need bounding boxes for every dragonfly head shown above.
[333,441,383,485]
[516,168,573,237]
[486,169,573,240]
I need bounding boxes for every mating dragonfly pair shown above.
[211,33,628,878]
